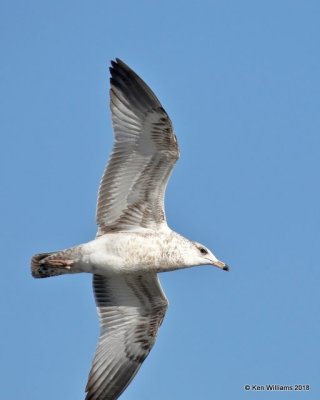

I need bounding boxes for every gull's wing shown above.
[85,273,168,400]
[96,59,179,235]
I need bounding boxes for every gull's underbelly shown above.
[73,230,184,276]
[75,237,166,275]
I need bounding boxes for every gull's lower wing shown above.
[96,59,179,235]
[85,273,168,400]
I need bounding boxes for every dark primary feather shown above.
[96,59,179,235]
[85,274,168,400]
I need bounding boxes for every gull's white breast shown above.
[75,228,191,276]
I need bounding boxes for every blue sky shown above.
[1,0,320,399]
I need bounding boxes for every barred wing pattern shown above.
[96,59,179,234]
[85,274,168,400]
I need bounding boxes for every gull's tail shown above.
[31,250,77,278]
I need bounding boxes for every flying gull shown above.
[31,59,229,400]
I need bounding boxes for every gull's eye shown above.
[199,247,208,255]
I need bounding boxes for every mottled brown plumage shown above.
[96,59,179,235]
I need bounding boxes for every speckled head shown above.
[192,241,229,271]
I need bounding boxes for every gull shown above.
[31,58,229,400]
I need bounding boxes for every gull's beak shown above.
[211,259,229,272]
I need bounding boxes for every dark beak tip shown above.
[223,265,230,272]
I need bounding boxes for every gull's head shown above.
[191,242,229,271]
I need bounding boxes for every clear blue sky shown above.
[1,1,319,399]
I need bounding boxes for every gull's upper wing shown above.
[85,273,168,400]
[96,59,179,235]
